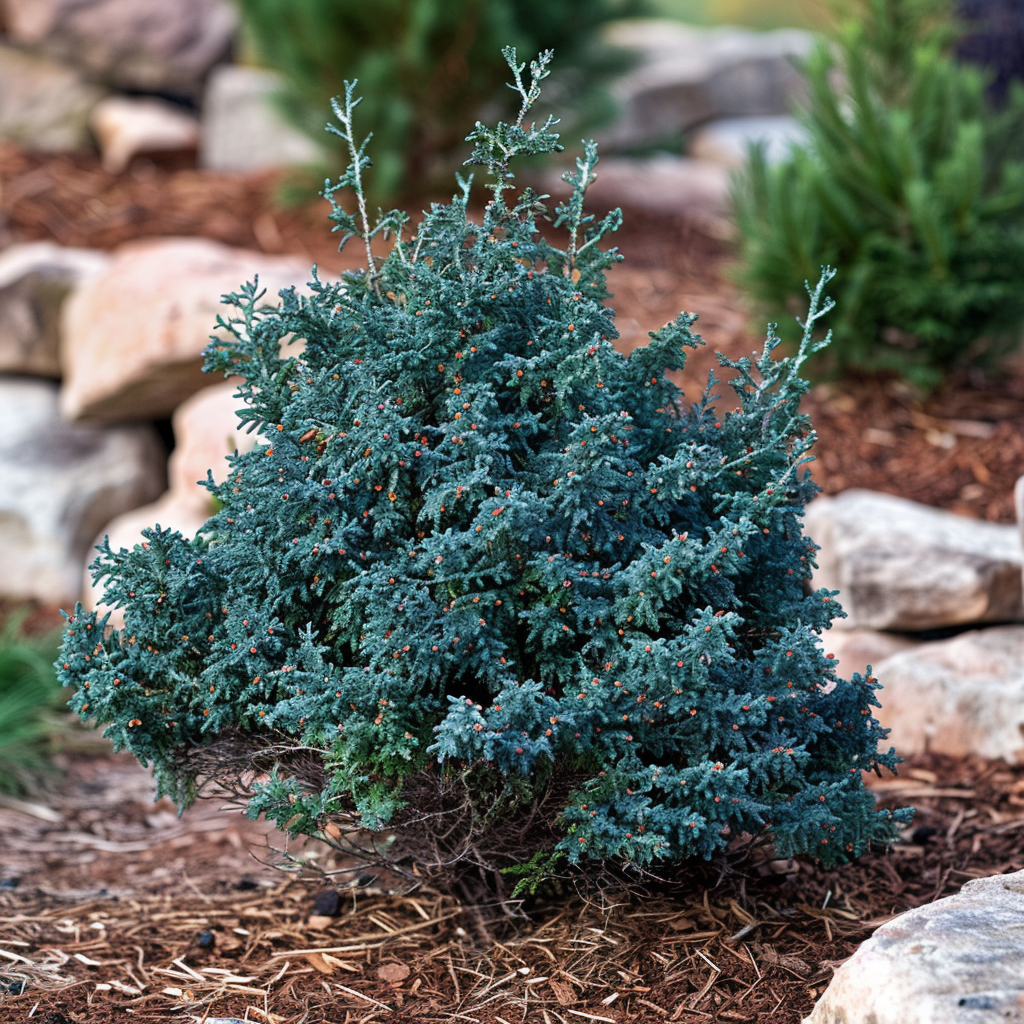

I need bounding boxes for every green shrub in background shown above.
[59,50,908,902]
[234,0,638,203]
[0,615,63,794]
[733,0,1024,389]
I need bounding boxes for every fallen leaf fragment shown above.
[377,961,411,984]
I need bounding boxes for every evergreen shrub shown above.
[234,0,635,203]
[58,51,909,899]
[733,0,1024,389]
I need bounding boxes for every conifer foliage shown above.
[58,51,908,898]
[733,0,1024,389]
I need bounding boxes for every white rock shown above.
[59,237,312,423]
[200,66,327,172]
[84,381,257,619]
[0,43,105,151]
[600,20,813,151]
[2,0,236,100]
[0,242,110,377]
[688,115,808,168]
[871,626,1024,763]
[536,155,731,235]
[166,381,256,500]
[90,95,201,174]
[819,628,920,678]
[0,377,164,605]
[805,489,1023,631]
[805,869,1024,1024]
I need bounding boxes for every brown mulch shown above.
[1,750,1022,1023]
[3,144,1024,1022]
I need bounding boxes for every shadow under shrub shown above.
[59,50,909,902]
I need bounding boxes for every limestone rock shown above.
[870,626,1024,763]
[0,242,110,377]
[1,0,236,99]
[84,382,257,618]
[90,95,200,174]
[60,237,311,423]
[0,43,105,151]
[805,489,1023,631]
[805,869,1024,1024]
[819,628,920,678]
[536,156,731,235]
[200,66,326,172]
[165,381,255,498]
[600,20,813,151]
[0,377,164,605]
[688,115,807,168]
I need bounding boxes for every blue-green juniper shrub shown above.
[58,50,909,899]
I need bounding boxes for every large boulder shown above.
[0,43,105,151]
[0,242,110,377]
[600,20,813,152]
[0,0,236,100]
[164,380,254,498]
[871,626,1024,763]
[805,869,1024,1024]
[84,382,257,617]
[59,237,312,423]
[805,489,1023,631]
[0,377,164,605]
[200,65,327,172]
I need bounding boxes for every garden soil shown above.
[1,144,1023,1023]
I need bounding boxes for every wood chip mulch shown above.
[1,752,1022,1024]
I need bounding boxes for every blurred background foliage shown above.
[233,0,643,205]
[0,612,65,795]
[731,0,1024,389]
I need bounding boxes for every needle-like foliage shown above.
[59,50,908,900]
[733,0,1024,390]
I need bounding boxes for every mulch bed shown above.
[3,144,1024,1022]
[1,752,1022,1024]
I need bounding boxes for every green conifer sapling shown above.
[58,50,909,899]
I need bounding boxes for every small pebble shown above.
[312,889,341,917]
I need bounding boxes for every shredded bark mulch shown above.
[1,750,1022,1024]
